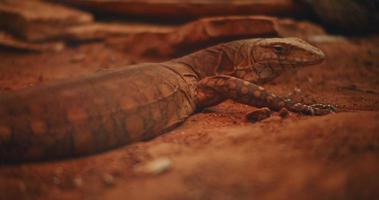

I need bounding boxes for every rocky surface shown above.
[0,17,379,199]
[0,14,278,55]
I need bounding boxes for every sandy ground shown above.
[0,34,379,200]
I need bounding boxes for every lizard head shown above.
[253,37,325,65]
[232,37,325,83]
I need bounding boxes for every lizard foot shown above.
[308,103,337,115]
[284,98,336,116]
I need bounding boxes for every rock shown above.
[0,31,65,52]
[0,0,93,42]
[168,16,277,56]
[58,0,305,20]
[134,157,172,175]
[275,18,326,38]
[246,107,272,122]
[102,173,115,186]
[65,22,173,41]
[279,108,289,118]
[70,54,86,63]
[106,16,278,57]
[72,176,83,188]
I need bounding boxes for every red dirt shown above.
[0,33,379,199]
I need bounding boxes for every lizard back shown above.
[0,63,196,162]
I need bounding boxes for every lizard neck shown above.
[170,39,259,79]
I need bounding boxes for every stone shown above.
[0,0,93,42]
[64,22,173,41]
[106,16,278,57]
[275,18,326,38]
[0,31,64,52]
[134,157,172,175]
[169,16,278,56]
[102,173,115,186]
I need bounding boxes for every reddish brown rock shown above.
[64,22,174,41]
[0,31,64,52]
[105,16,278,57]
[0,0,93,42]
[169,16,278,55]
[58,0,305,20]
[275,18,326,38]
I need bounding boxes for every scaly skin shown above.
[0,38,335,163]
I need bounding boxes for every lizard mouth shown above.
[258,47,326,66]
[259,57,324,67]
[286,49,325,66]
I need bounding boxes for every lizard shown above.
[0,37,336,163]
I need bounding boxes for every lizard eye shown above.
[273,45,286,54]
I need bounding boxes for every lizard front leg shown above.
[196,75,336,115]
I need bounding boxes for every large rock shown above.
[104,16,278,57]
[0,0,93,42]
[58,0,305,20]
[275,18,326,38]
[64,22,174,41]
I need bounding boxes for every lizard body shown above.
[0,38,335,163]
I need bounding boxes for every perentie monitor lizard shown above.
[0,38,336,163]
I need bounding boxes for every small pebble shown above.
[53,43,65,52]
[279,108,289,118]
[134,157,172,175]
[53,176,60,185]
[73,177,83,188]
[18,181,26,192]
[294,87,301,93]
[70,54,86,63]
[102,173,115,186]
[307,76,313,83]
[246,108,271,122]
